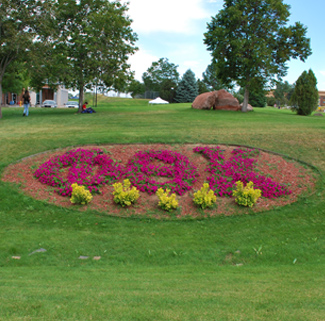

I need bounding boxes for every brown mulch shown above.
[1,144,318,219]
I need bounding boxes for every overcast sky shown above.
[127,0,325,90]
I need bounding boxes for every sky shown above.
[127,0,325,90]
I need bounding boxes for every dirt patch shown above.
[1,144,318,219]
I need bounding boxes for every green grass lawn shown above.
[0,99,324,320]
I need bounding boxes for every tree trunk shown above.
[78,84,84,113]
[242,86,249,112]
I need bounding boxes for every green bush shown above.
[267,96,276,107]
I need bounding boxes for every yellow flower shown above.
[156,188,178,212]
[70,183,93,205]
[193,183,216,209]
[233,181,261,207]
[112,179,139,207]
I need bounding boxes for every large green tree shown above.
[142,58,179,92]
[54,0,137,111]
[0,0,54,118]
[290,69,318,116]
[204,0,312,112]
[175,69,198,103]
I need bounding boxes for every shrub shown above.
[233,92,244,104]
[290,69,318,116]
[112,179,140,207]
[249,88,266,107]
[266,96,276,107]
[232,181,261,207]
[193,183,217,209]
[70,183,93,205]
[156,188,178,212]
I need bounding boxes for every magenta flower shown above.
[34,148,123,197]
[194,146,291,198]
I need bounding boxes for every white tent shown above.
[148,97,169,104]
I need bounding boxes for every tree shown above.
[175,69,198,103]
[2,62,29,96]
[233,92,244,104]
[204,0,312,112]
[142,58,179,92]
[290,69,318,116]
[249,88,267,107]
[273,81,294,106]
[197,79,209,94]
[234,87,266,107]
[202,63,227,91]
[127,80,145,98]
[266,96,276,107]
[239,86,266,107]
[0,0,54,118]
[159,79,177,103]
[29,42,66,93]
[55,0,137,112]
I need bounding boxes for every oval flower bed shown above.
[1,144,318,219]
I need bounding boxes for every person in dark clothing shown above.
[22,89,31,116]
[82,101,96,113]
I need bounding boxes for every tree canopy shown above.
[202,63,227,92]
[54,0,138,111]
[127,80,145,99]
[197,79,209,94]
[142,58,179,92]
[204,0,312,112]
[0,0,53,118]
[0,0,138,117]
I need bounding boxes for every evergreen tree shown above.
[197,79,209,94]
[291,69,318,116]
[175,69,198,103]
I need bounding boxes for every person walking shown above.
[22,89,31,116]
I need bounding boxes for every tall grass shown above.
[0,99,324,320]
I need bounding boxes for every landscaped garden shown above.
[0,99,324,320]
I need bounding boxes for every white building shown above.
[30,85,69,107]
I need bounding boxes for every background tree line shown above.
[127,57,309,112]
[1,0,317,117]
